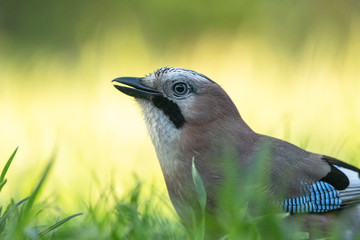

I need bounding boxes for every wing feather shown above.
[281,156,360,214]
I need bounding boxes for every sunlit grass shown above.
[0,148,83,239]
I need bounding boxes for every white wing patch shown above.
[334,165,360,187]
[335,165,360,205]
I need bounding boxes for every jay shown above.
[112,67,360,236]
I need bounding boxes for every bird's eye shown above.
[172,82,189,96]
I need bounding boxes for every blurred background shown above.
[0,0,360,214]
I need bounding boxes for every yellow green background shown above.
[0,0,359,214]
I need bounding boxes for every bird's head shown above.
[112,67,242,131]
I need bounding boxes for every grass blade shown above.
[23,157,54,215]
[191,157,207,211]
[191,157,207,240]
[15,155,55,237]
[0,179,7,191]
[0,147,18,192]
[0,197,29,226]
[39,213,83,237]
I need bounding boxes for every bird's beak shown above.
[112,77,161,100]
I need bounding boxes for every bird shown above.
[112,67,360,237]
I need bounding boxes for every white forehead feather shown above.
[143,67,213,87]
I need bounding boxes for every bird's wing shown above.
[279,155,360,214]
[256,136,360,214]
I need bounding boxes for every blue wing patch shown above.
[280,181,342,213]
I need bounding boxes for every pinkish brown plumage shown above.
[113,67,360,238]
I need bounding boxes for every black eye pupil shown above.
[176,85,185,93]
[173,83,188,95]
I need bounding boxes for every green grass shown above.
[2,147,358,240]
[0,148,186,240]
[0,148,83,240]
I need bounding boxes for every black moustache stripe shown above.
[152,96,186,129]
